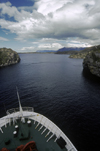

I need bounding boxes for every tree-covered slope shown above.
[83,45,100,77]
[69,45,100,58]
[0,48,20,67]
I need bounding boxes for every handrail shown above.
[6,107,34,115]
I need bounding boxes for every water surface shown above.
[0,54,100,151]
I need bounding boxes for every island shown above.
[0,48,20,67]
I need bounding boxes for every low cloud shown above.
[38,43,62,50]
[21,46,35,52]
[67,41,92,47]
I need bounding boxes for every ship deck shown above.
[0,118,67,151]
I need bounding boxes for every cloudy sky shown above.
[0,0,100,52]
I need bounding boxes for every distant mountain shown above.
[57,47,85,52]
[36,50,56,53]
[56,47,85,54]
[36,47,86,53]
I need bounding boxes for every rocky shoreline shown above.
[0,48,20,67]
[83,52,100,78]
[69,45,100,78]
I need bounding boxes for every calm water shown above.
[0,54,100,151]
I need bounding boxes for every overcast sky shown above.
[0,0,100,52]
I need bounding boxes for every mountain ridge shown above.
[55,47,85,54]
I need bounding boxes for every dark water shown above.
[0,54,100,151]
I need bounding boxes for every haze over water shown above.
[0,54,100,151]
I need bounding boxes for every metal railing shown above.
[6,107,34,115]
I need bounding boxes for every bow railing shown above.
[6,107,34,115]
